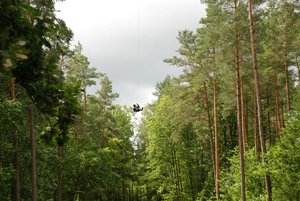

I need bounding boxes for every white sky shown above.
[55,0,206,107]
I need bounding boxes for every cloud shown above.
[56,0,206,106]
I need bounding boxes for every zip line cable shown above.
[136,0,141,104]
[133,0,144,113]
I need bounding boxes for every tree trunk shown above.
[281,101,285,128]
[274,73,281,135]
[203,82,215,179]
[10,79,15,99]
[82,88,88,139]
[297,59,300,85]
[253,92,261,155]
[29,107,37,201]
[247,0,272,200]
[11,78,20,201]
[284,55,291,112]
[213,77,220,200]
[234,10,246,199]
[275,94,281,135]
[27,3,37,200]
[266,98,272,146]
[56,146,64,201]
[241,79,248,151]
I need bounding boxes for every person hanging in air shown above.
[133,104,143,112]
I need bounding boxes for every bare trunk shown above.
[203,82,215,179]
[247,0,272,200]
[274,73,281,135]
[82,88,88,139]
[275,95,281,135]
[29,107,37,201]
[213,78,220,200]
[211,47,219,200]
[284,56,291,112]
[253,92,261,155]
[281,101,285,128]
[297,60,300,84]
[10,79,15,100]
[266,98,272,146]
[241,78,248,151]
[234,13,246,199]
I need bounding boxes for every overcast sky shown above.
[55,0,206,107]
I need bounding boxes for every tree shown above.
[63,43,100,112]
[1,0,81,146]
[0,96,26,201]
[263,1,299,113]
[247,0,272,199]
[213,75,220,200]
[268,112,300,200]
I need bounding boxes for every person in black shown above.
[133,104,143,112]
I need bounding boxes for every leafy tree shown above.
[1,0,81,145]
[221,112,300,200]
[268,112,300,200]
[0,97,26,201]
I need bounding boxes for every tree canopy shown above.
[0,0,299,200]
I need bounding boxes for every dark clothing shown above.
[133,104,143,112]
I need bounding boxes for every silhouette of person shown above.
[133,104,143,112]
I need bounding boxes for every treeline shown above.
[1,0,300,201]
[134,0,300,201]
[1,1,136,201]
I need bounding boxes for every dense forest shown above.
[0,0,299,201]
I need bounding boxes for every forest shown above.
[0,0,299,201]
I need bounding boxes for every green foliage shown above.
[62,142,116,200]
[64,42,101,88]
[0,97,27,200]
[136,0,299,200]
[58,74,135,200]
[139,79,215,200]
[221,148,267,201]
[268,112,300,200]
[221,112,300,200]
[0,0,299,200]
[1,0,80,145]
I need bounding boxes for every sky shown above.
[55,0,206,107]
